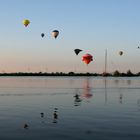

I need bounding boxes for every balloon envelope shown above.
[41,33,45,37]
[52,30,59,39]
[82,54,93,65]
[22,19,30,27]
[74,49,82,55]
[119,51,123,56]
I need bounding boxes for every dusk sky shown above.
[0,0,140,73]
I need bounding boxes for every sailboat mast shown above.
[105,49,107,75]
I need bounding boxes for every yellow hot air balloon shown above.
[22,19,30,27]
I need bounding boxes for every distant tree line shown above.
[112,70,140,77]
[0,70,139,76]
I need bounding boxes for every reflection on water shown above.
[119,93,123,104]
[23,123,29,129]
[0,77,140,140]
[74,92,82,106]
[137,98,140,106]
[74,99,81,106]
[82,78,93,100]
[73,78,93,106]
[103,78,108,105]
[40,112,44,118]
[53,108,58,123]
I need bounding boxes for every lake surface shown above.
[0,76,140,140]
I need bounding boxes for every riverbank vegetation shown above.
[0,70,139,77]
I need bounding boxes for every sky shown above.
[0,0,140,73]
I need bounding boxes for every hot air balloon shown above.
[74,49,82,55]
[52,30,59,39]
[119,51,123,56]
[22,19,30,27]
[41,33,45,38]
[138,46,140,49]
[82,54,93,65]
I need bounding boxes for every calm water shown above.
[0,76,140,140]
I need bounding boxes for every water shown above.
[0,76,140,140]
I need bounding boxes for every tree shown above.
[126,70,133,76]
[113,70,120,76]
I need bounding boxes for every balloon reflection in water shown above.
[119,93,123,104]
[53,108,58,123]
[74,92,82,106]
[82,78,93,100]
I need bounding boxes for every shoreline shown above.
[0,72,139,77]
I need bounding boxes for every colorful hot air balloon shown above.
[41,33,45,38]
[52,30,59,39]
[82,54,93,65]
[74,49,82,55]
[119,51,123,56]
[22,19,30,27]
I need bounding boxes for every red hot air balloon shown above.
[82,54,93,65]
